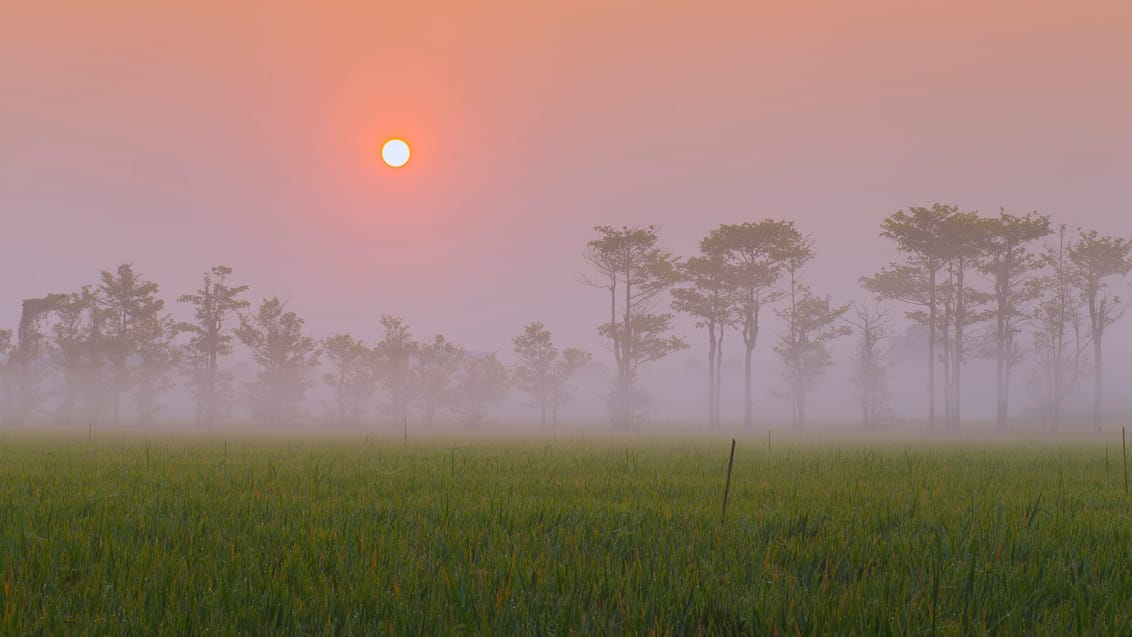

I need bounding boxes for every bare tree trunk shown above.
[743,344,754,431]
[953,264,965,432]
[715,326,724,430]
[706,328,717,430]
[1093,334,1103,432]
[995,284,1008,432]
[927,268,937,432]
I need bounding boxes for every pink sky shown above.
[2,0,1131,355]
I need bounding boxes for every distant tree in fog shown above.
[12,296,61,422]
[50,287,108,424]
[844,302,891,431]
[415,334,465,427]
[236,297,320,427]
[1030,225,1088,431]
[96,264,164,426]
[373,315,418,428]
[671,244,735,431]
[707,220,808,431]
[775,261,848,430]
[583,225,685,429]
[872,204,955,431]
[1068,229,1132,431]
[978,210,1051,431]
[512,322,557,428]
[178,266,250,427]
[451,353,509,428]
[512,322,590,429]
[322,334,376,428]
[132,314,180,425]
[0,328,14,421]
[548,347,591,428]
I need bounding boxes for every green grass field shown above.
[2,433,1131,634]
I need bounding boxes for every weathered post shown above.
[721,438,736,526]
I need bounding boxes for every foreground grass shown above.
[2,434,1131,634]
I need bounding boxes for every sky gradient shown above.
[3,0,1131,363]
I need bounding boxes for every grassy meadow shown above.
[2,431,1131,634]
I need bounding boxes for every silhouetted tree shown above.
[844,302,891,431]
[671,246,735,430]
[707,220,808,430]
[1068,229,1132,431]
[373,315,418,428]
[1030,226,1088,431]
[513,322,590,429]
[415,334,464,427]
[876,204,955,431]
[236,297,320,427]
[451,353,509,428]
[96,264,163,425]
[775,265,848,430]
[979,210,1050,431]
[512,322,558,428]
[322,334,375,428]
[936,211,990,432]
[178,266,249,426]
[583,225,685,429]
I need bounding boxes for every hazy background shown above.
[3,0,1131,428]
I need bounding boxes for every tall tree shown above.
[373,315,418,428]
[583,225,685,429]
[451,353,509,428]
[414,334,465,427]
[512,322,559,428]
[1068,229,1132,431]
[235,297,320,427]
[843,301,891,431]
[96,264,163,425]
[877,204,955,431]
[936,211,990,431]
[774,266,849,430]
[1029,226,1088,431]
[979,210,1051,431]
[178,266,249,427]
[671,246,735,430]
[322,334,376,428]
[547,347,591,428]
[707,220,808,430]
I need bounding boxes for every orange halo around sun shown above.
[381,138,411,167]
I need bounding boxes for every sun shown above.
[381,138,411,168]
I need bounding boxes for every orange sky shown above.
[2,0,1131,351]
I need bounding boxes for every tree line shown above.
[0,266,589,429]
[585,206,1131,432]
[0,204,1129,432]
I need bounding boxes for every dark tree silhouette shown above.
[178,266,250,427]
[583,225,685,429]
[1068,229,1132,431]
[236,297,320,427]
[707,220,808,430]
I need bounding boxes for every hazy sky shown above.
[3,0,1131,356]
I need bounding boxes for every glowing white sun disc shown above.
[381,139,410,167]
